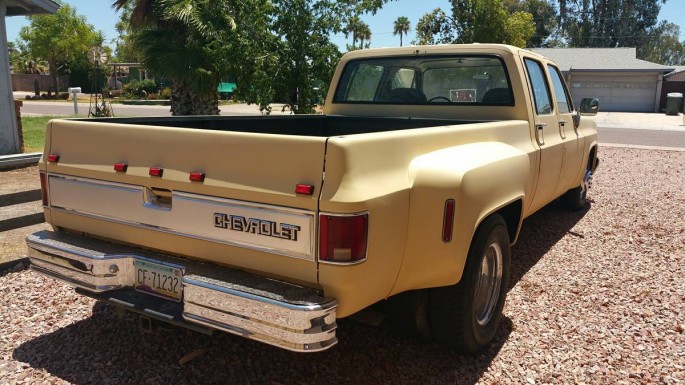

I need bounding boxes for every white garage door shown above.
[569,73,657,112]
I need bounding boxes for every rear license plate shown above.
[134,260,183,302]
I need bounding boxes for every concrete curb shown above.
[0,153,41,169]
[599,143,685,152]
[0,257,29,275]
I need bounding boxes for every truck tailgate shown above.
[43,119,326,283]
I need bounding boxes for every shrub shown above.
[123,79,159,99]
[160,87,171,99]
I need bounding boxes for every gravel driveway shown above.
[1,147,684,384]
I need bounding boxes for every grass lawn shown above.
[21,116,57,153]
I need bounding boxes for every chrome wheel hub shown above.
[580,170,593,199]
[473,242,503,326]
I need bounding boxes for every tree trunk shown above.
[49,59,58,94]
[190,88,220,115]
[170,79,192,116]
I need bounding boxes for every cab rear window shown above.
[334,55,514,106]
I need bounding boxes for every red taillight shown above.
[443,199,455,242]
[47,154,59,163]
[319,213,368,263]
[295,184,314,195]
[189,172,205,182]
[149,167,163,177]
[39,171,48,206]
[114,163,128,172]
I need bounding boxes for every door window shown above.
[548,65,573,113]
[524,59,552,115]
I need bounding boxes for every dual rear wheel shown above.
[387,215,511,353]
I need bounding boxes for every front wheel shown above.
[428,215,511,354]
[561,168,593,211]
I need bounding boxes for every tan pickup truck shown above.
[27,44,599,353]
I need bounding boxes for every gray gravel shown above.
[1,146,684,384]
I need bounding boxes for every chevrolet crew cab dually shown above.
[27,44,599,353]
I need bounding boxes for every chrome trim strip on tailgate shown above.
[27,230,338,352]
[47,174,316,260]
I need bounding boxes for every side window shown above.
[548,65,572,114]
[524,59,552,115]
[391,68,416,90]
[336,63,385,101]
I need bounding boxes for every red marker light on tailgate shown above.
[149,167,163,177]
[47,154,59,163]
[114,163,128,172]
[295,184,314,195]
[319,213,368,263]
[189,172,205,182]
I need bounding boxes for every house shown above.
[530,48,675,113]
[1,0,59,155]
[665,66,685,82]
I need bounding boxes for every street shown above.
[19,101,685,149]
[19,100,287,117]
[597,126,685,149]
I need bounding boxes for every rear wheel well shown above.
[491,199,522,243]
[588,146,597,171]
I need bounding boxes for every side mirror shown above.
[579,98,599,116]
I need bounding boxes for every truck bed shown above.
[90,115,482,137]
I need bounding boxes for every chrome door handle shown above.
[535,123,545,146]
[559,121,566,139]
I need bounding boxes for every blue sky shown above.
[5,0,685,51]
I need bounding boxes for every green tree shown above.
[393,16,411,47]
[345,16,372,50]
[414,8,454,45]
[114,0,236,115]
[112,1,142,62]
[116,0,393,115]
[357,21,372,49]
[18,1,103,92]
[269,0,344,112]
[504,11,536,48]
[641,22,685,65]
[414,1,535,47]
[505,0,557,47]
[230,0,392,113]
[558,0,666,56]
[451,0,534,45]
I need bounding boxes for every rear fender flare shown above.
[390,142,529,295]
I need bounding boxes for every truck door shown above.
[548,64,585,197]
[524,58,565,212]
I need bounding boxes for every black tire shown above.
[560,166,593,211]
[384,289,433,341]
[428,214,511,354]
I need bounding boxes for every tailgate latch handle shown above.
[144,187,173,211]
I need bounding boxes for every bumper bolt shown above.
[109,264,119,274]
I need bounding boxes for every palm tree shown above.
[357,22,372,49]
[112,0,156,28]
[345,18,372,50]
[344,16,361,50]
[111,0,234,115]
[393,16,411,47]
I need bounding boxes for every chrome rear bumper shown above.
[27,230,338,352]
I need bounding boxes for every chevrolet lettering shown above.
[213,212,301,241]
[26,44,599,354]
